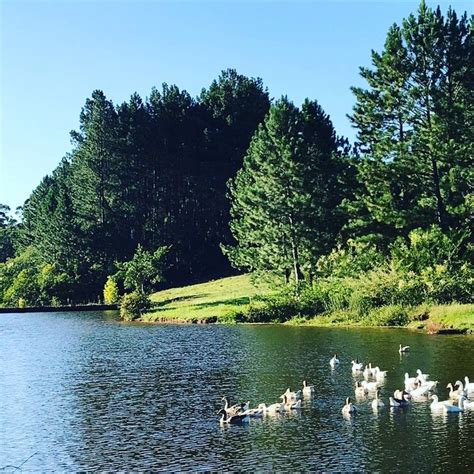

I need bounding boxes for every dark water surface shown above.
[1,311,473,471]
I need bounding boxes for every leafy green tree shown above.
[115,245,168,293]
[349,1,473,239]
[0,204,17,262]
[225,97,351,285]
[103,276,119,304]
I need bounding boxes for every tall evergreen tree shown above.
[225,97,350,284]
[349,1,473,240]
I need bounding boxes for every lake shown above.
[1,311,473,471]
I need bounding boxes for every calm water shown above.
[1,311,473,471]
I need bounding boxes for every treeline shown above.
[0,70,270,305]
[0,2,472,311]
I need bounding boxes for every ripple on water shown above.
[1,313,474,471]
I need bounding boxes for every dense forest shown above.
[0,2,472,312]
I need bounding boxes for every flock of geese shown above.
[219,345,474,424]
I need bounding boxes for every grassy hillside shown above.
[142,274,272,323]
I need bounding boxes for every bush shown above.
[363,305,410,326]
[120,291,151,321]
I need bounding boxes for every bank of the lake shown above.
[0,304,118,314]
[141,275,473,333]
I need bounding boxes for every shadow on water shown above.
[0,312,473,470]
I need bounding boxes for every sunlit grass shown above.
[143,274,272,322]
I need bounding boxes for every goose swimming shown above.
[280,394,302,410]
[258,402,283,414]
[355,381,367,397]
[464,376,474,393]
[351,359,363,373]
[442,396,466,413]
[221,397,247,416]
[302,380,315,397]
[342,397,357,415]
[218,409,250,424]
[330,354,340,368]
[372,388,385,409]
[430,395,453,411]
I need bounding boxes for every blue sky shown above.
[1,0,472,211]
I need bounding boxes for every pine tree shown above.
[225,97,350,284]
[349,1,473,240]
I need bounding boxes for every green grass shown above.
[407,303,474,332]
[286,303,474,332]
[142,274,272,323]
[141,274,473,333]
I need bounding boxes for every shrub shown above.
[18,297,26,308]
[120,291,151,321]
[363,305,410,327]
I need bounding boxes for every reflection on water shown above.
[1,312,473,471]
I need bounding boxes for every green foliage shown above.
[103,276,119,304]
[349,2,472,237]
[115,245,168,294]
[363,305,411,327]
[225,97,352,285]
[317,239,384,278]
[120,291,151,321]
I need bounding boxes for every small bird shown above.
[330,354,340,368]
[342,397,357,415]
[399,344,410,353]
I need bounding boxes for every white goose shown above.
[280,394,302,410]
[330,354,340,368]
[355,381,367,397]
[447,382,465,400]
[363,364,374,379]
[463,376,474,394]
[442,396,466,413]
[372,389,385,410]
[342,397,357,415]
[302,380,315,397]
[361,380,379,392]
[373,367,388,380]
[351,359,363,373]
[415,369,430,383]
[258,402,283,414]
[430,395,453,410]
[462,398,474,409]
[408,380,437,397]
[282,388,301,401]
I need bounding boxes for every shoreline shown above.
[0,304,118,314]
[135,316,473,334]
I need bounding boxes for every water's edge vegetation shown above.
[141,274,473,334]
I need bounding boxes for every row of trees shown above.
[1,2,471,308]
[1,70,270,305]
